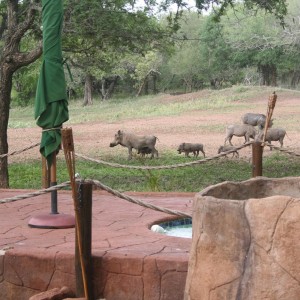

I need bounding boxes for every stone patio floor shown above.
[0,188,194,300]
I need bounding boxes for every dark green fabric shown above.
[35,0,69,166]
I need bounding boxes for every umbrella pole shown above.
[50,152,58,214]
[28,151,75,228]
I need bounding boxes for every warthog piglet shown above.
[218,145,239,158]
[137,147,152,157]
[177,143,205,158]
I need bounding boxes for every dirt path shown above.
[8,90,300,162]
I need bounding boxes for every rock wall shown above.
[184,177,300,300]
[0,250,188,300]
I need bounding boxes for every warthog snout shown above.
[109,142,117,147]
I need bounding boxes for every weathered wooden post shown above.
[42,156,50,188]
[75,181,93,299]
[61,127,91,299]
[252,91,277,178]
[252,142,263,177]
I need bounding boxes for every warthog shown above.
[110,130,158,159]
[257,128,286,149]
[137,147,152,157]
[177,143,205,158]
[225,124,256,146]
[218,145,239,158]
[241,113,273,129]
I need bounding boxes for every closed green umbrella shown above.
[35,0,69,166]
[30,0,74,228]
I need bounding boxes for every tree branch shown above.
[10,41,43,70]
[7,0,37,52]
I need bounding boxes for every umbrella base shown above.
[28,213,75,229]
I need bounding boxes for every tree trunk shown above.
[101,79,106,100]
[0,67,13,188]
[144,78,149,95]
[0,2,42,187]
[259,64,277,86]
[152,74,158,94]
[103,76,118,100]
[83,74,93,106]
[136,77,147,97]
[291,71,300,88]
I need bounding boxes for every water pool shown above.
[164,225,192,238]
[152,218,192,239]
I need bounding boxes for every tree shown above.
[63,0,172,104]
[164,12,238,91]
[0,0,290,188]
[131,51,163,96]
[221,0,300,86]
[163,13,206,92]
[195,0,287,25]
[0,0,42,187]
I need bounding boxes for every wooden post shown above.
[252,142,263,177]
[42,156,50,188]
[263,92,277,143]
[75,181,93,299]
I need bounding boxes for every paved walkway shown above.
[0,188,195,299]
[0,188,194,255]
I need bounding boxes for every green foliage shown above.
[8,0,300,104]
[8,86,279,128]
[62,0,172,81]
[12,60,41,107]
[9,153,300,192]
[195,0,287,25]
[8,86,300,191]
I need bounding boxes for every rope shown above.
[42,127,61,132]
[0,181,70,203]
[266,144,300,156]
[75,142,253,171]
[0,142,40,159]
[1,137,298,218]
[85,179,192,218]
[0,179,191,218]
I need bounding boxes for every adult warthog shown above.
[257,128,287,150]
[110,130,158,159]
[241,113,273,129]
[224,124,257,146]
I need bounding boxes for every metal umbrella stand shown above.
[28,0,74,229]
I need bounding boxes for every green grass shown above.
[9,153,300,192]
[8,86,300,192]
[8,85,280,128]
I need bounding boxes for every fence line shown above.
[0,142,40,159]
[0,179,191,218]
[1,140,300,218]
[266,144,300,156]
[85,179,192,218]
[75,142,253,171]
[0,181,70,203]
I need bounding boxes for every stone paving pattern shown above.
[0,189,194,299]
